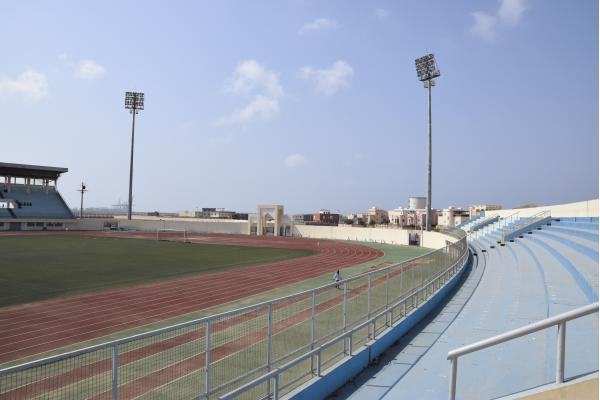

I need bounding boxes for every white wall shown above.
[294,225,459,249]
[295,225,410,245]
[484,199,598,218]
[115,216,250,234]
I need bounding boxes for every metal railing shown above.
[501,210,551,244]
[468,214,500,233]
[221,246,470,400]
[447,302,599,400]
[0,237,468,400]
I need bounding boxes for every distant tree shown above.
[368,219,376,227]
[344,218,354,225]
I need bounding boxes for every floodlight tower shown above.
[415,54,440,232]
[77,182,87,218]
[124,91,144,220]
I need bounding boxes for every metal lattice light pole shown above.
[124,91,144,220]
[415,54,440,232]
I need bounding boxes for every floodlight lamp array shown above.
[415,54,440,82]
[124,92,145,112]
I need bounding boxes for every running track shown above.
[0,231,383,364]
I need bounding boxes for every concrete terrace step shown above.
[335,217,599,399]
[546,226,599,243]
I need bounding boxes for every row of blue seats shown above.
[1,188,73,219]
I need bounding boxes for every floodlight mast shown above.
[415,54,440,232]
[124,91,144,220]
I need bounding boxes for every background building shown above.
[438,207,470,228]
[312,209,340,225]
[366,207,389,225]
[469,204,502,218]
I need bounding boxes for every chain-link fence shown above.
[0,237,468,400]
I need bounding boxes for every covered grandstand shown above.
[0,162,74,230]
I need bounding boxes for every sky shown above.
[0,0,598,215]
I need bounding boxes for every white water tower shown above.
[409,196,426,210]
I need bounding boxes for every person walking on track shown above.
[333,270,341,289]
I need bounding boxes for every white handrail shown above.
[447,302,599,400]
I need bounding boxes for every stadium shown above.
[0,160,597,399]
[1,2,598,400]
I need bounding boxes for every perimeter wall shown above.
[485,199,598,218]
[71,216,459,249]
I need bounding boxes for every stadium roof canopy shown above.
[0,162,68,180]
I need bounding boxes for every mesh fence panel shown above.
[271,293,313,365]
[314,286,344,343]
[278,357,313,397]
[346,277,368,326]
[370,270,388,315]
[209,305,269,395]
[0,347,111,399]
[116,322,205,399]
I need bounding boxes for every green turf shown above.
[0,236,315,307]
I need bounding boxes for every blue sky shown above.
[0,0,597,214]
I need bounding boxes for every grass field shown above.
[0,236,315,307]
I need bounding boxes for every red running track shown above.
[0,232,383,364]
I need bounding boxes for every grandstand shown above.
[331,208,598,399]
[0,162,74,231]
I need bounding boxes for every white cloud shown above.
[300,60,354,96]
[285,154,307,168]
[470,11,498,42]
[58,53,69,61]
[470,0,529,42]
[499,0,528,25]
[299,18,339,35]
[74,59,107,80]
[373,8,390,21]
[0,68,48,102]
[214,95,279,126]
[214,60,283,126]
[227,59,282,98]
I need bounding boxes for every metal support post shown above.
[268,303,273,369]
[556,321,566,383]
[426,80,432,232]
[316,350,322,376]
[367,274,372,319]
[343,282,348,330]
[348,335,353,355]
[274,374,280,400]
[205,320,212,396]
[111,345,119,400]
[310,291,316,373]
[449,357,457,400]
[267,304,273,398]
[385,270,390,308]
[127,110,136,220]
